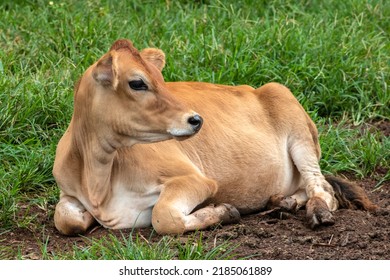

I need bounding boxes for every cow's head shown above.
[74,39,202,148]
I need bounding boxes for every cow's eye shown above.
[129,79,148,91]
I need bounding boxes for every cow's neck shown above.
[69,96,119,208]
[63,77,129,208]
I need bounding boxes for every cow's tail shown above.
[325,175,378,212]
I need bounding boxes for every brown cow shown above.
[53,39,377,236]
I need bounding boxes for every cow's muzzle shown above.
[167,112,203,139]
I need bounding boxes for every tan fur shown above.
[53,39,376,235]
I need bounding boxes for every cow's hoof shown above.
[279,196,298,212]
[306,197,335,229]
[218,203,241,225]
[266,195,298,212]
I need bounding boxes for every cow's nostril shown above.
[188,114,203,132]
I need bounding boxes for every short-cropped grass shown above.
[0,0,389,259]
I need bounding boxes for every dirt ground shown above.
[1,121,389,260]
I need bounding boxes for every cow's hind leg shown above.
[289,138,338,228]
[54,194,96,236]
[152,174,240,234]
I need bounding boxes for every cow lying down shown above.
[53,39,377,236]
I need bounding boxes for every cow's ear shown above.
[92,53,115,87]
[140,48,166,71]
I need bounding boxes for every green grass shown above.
[318,119,390,179]
[61,232,238,260]
[0,0,389,259]
[13,230,238,260]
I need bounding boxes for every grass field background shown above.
[0,0,389,259]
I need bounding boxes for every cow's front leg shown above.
[184,203,240,231]
[152,174,240,234]
[54,194,96,236]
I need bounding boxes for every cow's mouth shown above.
[171,134,193,141]
[168,129,197,140]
